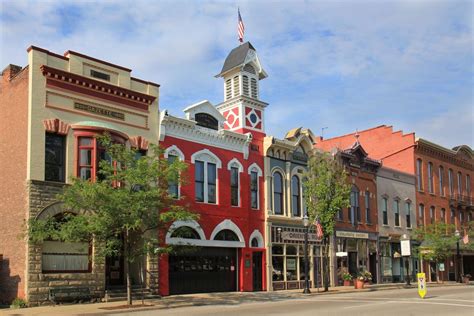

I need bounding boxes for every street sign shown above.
[417,273,427,299]
[401,239,411,256]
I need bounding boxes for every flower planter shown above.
[462,277,470,284]
[354,279,365,289]
[343,280,352,286]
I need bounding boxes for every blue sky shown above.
[1,0,472,148]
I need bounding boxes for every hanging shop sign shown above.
[281,231,320,242]
[401,239,411,257]
[336,231,369,239]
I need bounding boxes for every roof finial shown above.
[355,129,360,144]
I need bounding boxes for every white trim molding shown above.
[227,158,244,172]
[191,149,222,168]
[165,220,206,242]
[164,145,185,161]
[210,219,246,247]
[249,230,264,248]
[248,162,263,176]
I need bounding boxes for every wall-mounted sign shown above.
[336,231,369,239]
[401,239,411,257]
[281,231,320,242]
[336,252,348,257]
[74,102,125,120]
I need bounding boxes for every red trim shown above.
[27,45,69,61]
[65,50,132,72]
[46,78,149,111]
[131,77,160,88]
[41,65,156,106]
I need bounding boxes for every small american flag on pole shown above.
[238,8,245,43]
[315,218,324,240]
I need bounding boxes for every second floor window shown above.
[273,172,284,215]
[418,204,424,226]
[167,154,179,198]
[45,133,66,182]
[405,202,411,228]
[230,167,239,206]
[416,159,423,191]
[440,208,446,224]
[77,137,112,181]
[430,206,435,224]
[350,188,359,225]
[291,176,301,217]
[428,162,434,194]
[382,197,388,225]
[451,209,455,225]
[439,166,444,196]
[448,169,454,195]
[195,160,217,204]
[250,171,258,209]
[457,172,462,196]
[394,199,400,227]
[365,191,370,224]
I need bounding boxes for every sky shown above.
[1,0,472,148]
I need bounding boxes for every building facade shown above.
[0,46,160,305]
[314,126,473,282]
[315,137,381,285]
[376,167,417,283]
[263,128,322,291]
[158,42,267,296]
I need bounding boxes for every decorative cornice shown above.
[160,112,252,156]
[40,65,156,109]
[416,138,473,170]
[216,95,268,111]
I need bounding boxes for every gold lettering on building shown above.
[74,103,125,120]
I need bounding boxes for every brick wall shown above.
[0,65,29,304]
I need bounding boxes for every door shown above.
[106,254,124,286]
[169,247,237,295]
[252,252,262,291]
[348,252,358,275]
[369,253,377,284]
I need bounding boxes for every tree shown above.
[303,150,351,291]
[29,134,197,305]
[414,223,458,282]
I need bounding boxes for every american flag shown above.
[238,9,245,43]
[315,218,324,240]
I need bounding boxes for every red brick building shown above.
[315,136,381,285]
[157,42,267,295]
[315,126,473,282]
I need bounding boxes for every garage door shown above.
[169,247,237,295]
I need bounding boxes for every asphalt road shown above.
[109,286,474,316]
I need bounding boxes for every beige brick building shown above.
[0,46,160,305]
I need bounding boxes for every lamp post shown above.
[303,214,311,294]
[455,229,461,283]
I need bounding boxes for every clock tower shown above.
[215,42,268,137]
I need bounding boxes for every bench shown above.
[49,286,92,304]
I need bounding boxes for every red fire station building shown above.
[158,42,268,295]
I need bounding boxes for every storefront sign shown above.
[74,102,125,120]
[336,252,348,257]
[401,239,411,256]
[287,258,297,270]
[336,231,369,239]
[281,231,320,242]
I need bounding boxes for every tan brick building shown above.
[0,46,160,305]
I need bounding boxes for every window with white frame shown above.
[291,176,301,217]
[273,171,284,215]
[382,197,388,225]
[248,163,262,210]
[164,146,185,199]
[405,201,412,228]
[439,166,445,196]
[394,199,400,227]
[428,162,434,194]
[448,169,454,196]
[227,158,243,207]
[191,149,221,204]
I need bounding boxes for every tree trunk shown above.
[125,229,132,305]
[435,261,440,284]
[323,237,330,292]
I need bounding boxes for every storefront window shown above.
[272,244,284,281]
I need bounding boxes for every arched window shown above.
[273,172,284,215]
[439,166,445,196]
[457,172,462,195]
[214,229,239,241]
[350,186,359,225]
[170,226,201,239]
[195,113,218,130]
[242,75,249,96]
[428,162,434,193]
[250,78,258,99]
[418,204,425,226]
[251,238,259,248]
[416,159,423,191]
[291,176,301,217]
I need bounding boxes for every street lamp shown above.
[455,229,461,283]
[303,214,311,294]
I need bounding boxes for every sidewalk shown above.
[1,282,467,316]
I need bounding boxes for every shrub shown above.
[10,298,27,308]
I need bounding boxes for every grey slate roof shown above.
[217,42,256,77]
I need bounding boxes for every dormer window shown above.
[195,113,218,130]
[90,69,110,81]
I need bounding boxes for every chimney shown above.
[2,64,23,81]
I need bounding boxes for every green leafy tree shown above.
[414,223,458,282]
[28,134,197,305]
[303,150,351,291]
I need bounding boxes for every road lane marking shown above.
[343,301,390,309]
